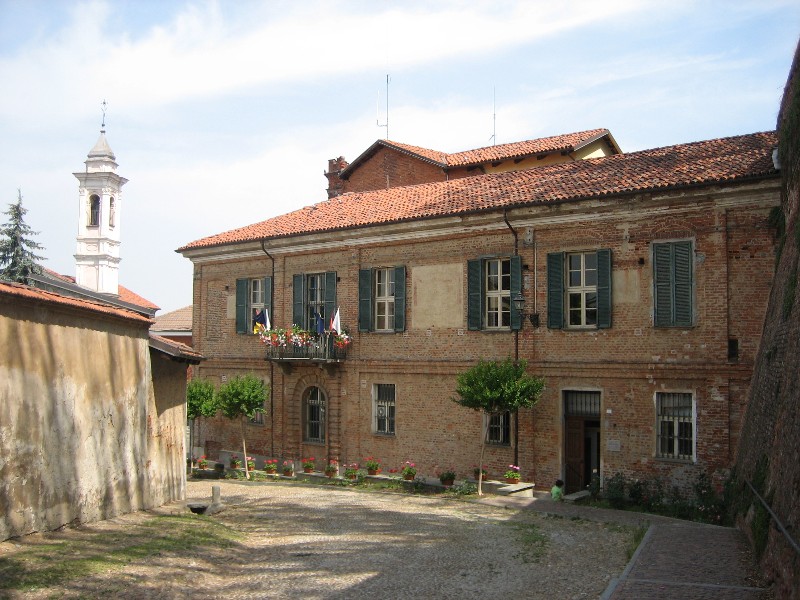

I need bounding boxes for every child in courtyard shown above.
[551,479,565,501]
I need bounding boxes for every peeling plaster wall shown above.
[0,297,185,541]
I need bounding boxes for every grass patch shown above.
[626,526,648,561]
[503,521,548,563]
[0,515,241,592]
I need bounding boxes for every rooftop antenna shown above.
[101,99,108,133]
[377,74,389,139]
[488,87,496,146]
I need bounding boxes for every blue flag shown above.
[314,312,325,334]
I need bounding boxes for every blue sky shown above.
[0,0,798,314]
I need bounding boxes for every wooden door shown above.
[565,417,584,494]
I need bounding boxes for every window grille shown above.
[656,392,694,460]
[374,383,395,435]
[486,411,511,445]
[305,387,326,443]
[564,391,601,417]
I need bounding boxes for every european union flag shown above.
[314,312,325,334]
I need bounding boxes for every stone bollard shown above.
[205,484,225,515]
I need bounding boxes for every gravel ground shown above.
[2,480,635,599]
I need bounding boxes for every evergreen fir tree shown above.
[0,189,46,284]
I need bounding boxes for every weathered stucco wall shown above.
[0,295,185,540]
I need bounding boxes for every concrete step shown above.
[564,490,590,503]
[495,482,536,497]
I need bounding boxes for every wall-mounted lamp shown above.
[512,293,540,328]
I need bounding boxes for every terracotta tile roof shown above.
[445,128,617,167]
[340,128,617,177]
[43,268,160,311]
[179,131,778,252]
[151,305,193,332]
[0,280,153,325]
[149,333,204,362]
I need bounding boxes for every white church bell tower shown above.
[74,104,127,295]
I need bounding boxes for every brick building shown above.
[179,129,779,492]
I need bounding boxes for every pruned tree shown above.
[453,358,544,496]
[0,189,45,284]
[216,374,268,480]
[186,378,217,468]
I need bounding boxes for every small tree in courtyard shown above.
[453,358,544,496]
[0,189,45,284]
[216,374,268,480]
[186,378,217,468]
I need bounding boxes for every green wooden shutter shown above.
[653,243,673,327]
[292,274,304,327]
[263,277,273,326]
[510,255,522,331]
[596,249,612,329]
[358,269,372,332]
[547,252,564,329]
[235,278,248,334]
[394,265,406,332]
[673,242,693,327]
[324,271,337,325]
[467,259,482,330]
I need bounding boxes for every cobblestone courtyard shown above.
[1,480,635,599]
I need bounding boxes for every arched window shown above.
[88,194,100,227]
[304,386,326,443]
[109,197,115,227]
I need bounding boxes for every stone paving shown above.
[475,491,772,599]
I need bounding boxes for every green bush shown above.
[605,473,627,509]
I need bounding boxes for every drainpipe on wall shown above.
[503,209,520,468]
[261,240,276,457]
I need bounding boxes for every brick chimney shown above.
[325,156,348,198]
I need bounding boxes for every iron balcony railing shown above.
[263,333,348,362]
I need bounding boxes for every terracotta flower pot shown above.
[403,474,415,481]
[368,469,381,476]
[283,470,294,476]
[325,471,336,478]
[441,479,455,487]
[304,467,314,473]
[506,477,520,484]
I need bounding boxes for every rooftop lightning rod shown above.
[489,87,496,146]
[377,74,389,139]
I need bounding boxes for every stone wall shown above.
[0,292,186,541]
[732,41,800,598]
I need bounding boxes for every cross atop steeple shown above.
[100,99,108,133]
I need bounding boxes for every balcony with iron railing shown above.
[261,330,349,374]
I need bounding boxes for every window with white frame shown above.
[656,392,694,461]
[306,273,326,332]
[567,252,598,327]
[250,278,266,330]
[235,277,272,335]
[485,258,511,329]
[373,383,395,435]
[486,411,511,445]
[304,386,326,443]
[374,268,396,331]
[358,266,406,333]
